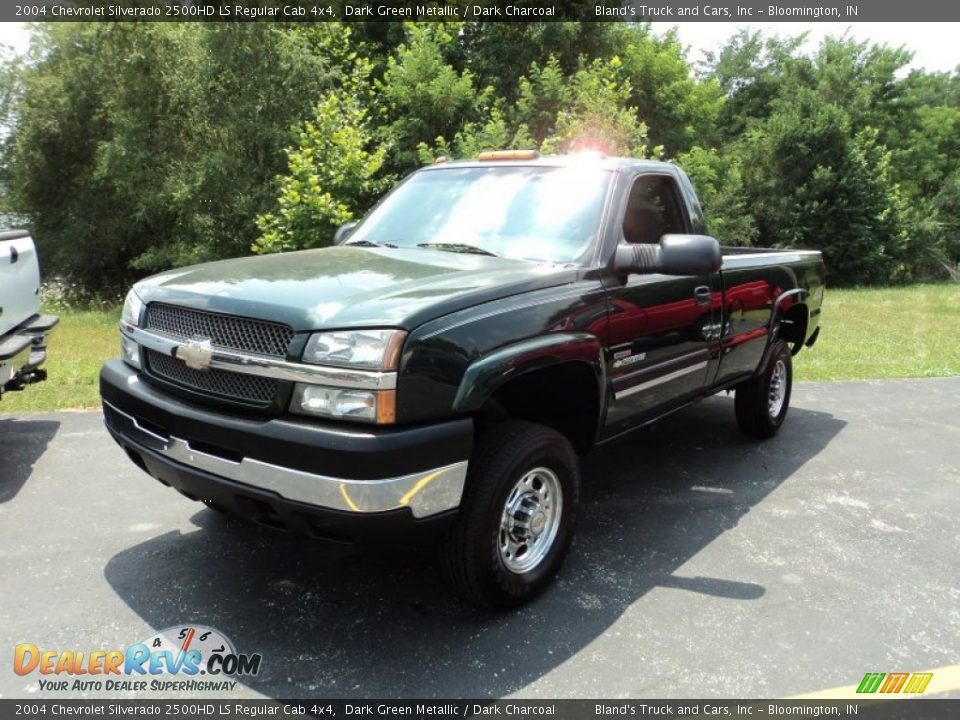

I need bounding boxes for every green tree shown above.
[254,88,390,254]
[4,24,204,291]
[418,54,651,162]
[676,146,757,246]
[4,20,958,290]
[459,19,619,101]
[701,29,805,139]
[539,56,649,157]
[376,24,489,173]
[2,23,339,292]
[610,24,723,154]
[930,170,960,279]
[739,90,900,284]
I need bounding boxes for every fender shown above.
[453,332,605,414]
[770,287,812,358]
[767,287,809,336]
[755,288,809,372]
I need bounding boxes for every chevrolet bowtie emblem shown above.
[174,339,214,370]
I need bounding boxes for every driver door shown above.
[601,173,720,436]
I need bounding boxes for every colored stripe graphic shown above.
[880,673,909,693]
[791,664,958,699]
[904,673,934,693]
[857,673,885,693]
[855,671,935,694]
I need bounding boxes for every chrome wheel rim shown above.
[498,467,563,574]
[768,359,787,418]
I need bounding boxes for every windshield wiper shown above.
[416,242,500,257]
[344,239,398,248]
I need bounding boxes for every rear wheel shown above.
[441,421,580,609]
[735,339,792,439]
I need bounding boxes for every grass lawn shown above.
[793,284,960,381]
[1,308,119,413]
[1,284,958,413]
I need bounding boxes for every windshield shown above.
[348,165,612,264]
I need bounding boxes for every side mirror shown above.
[615,234,722,276]
[333,221,358,245]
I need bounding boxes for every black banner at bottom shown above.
[1,699,954,720]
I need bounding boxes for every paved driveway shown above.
[2,378,958,699]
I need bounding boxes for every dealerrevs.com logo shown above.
[13,625,262,693]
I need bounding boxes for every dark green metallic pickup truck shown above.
[100,153,825,608]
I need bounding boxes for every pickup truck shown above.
[100,153,824,608]
[1,231,57,396]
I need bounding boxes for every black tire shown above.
[441,421,580,609]
[735,339,793,439]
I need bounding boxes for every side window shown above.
[621,175,687,245]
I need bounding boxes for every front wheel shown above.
[441,421,580,609]
[734,339,793,439]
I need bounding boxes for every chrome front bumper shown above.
[104,400,468,519]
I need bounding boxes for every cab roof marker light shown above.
[477,150,540,161]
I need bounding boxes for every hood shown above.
[135,246,578,331]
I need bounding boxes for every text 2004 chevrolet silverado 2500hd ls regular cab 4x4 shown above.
[1,230,57,397]
[100,152,824,607]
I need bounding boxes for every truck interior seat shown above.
[622,204,666,245]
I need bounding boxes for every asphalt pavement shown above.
[1,377,958,699]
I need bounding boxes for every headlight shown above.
[291,384,396,424]
[302,329,405,370]
[121,289,144,328]
[120,289,144,370]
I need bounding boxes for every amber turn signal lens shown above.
[376,389,396,425]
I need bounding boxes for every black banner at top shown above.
[6,0,960,23]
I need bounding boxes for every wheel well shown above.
[476,362,601,455]
[777,303,809,355]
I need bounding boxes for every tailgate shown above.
[0,231,41,337]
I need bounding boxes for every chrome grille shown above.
[146,349,279,405]
[143,304,293,407]
[145,303,293,358]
